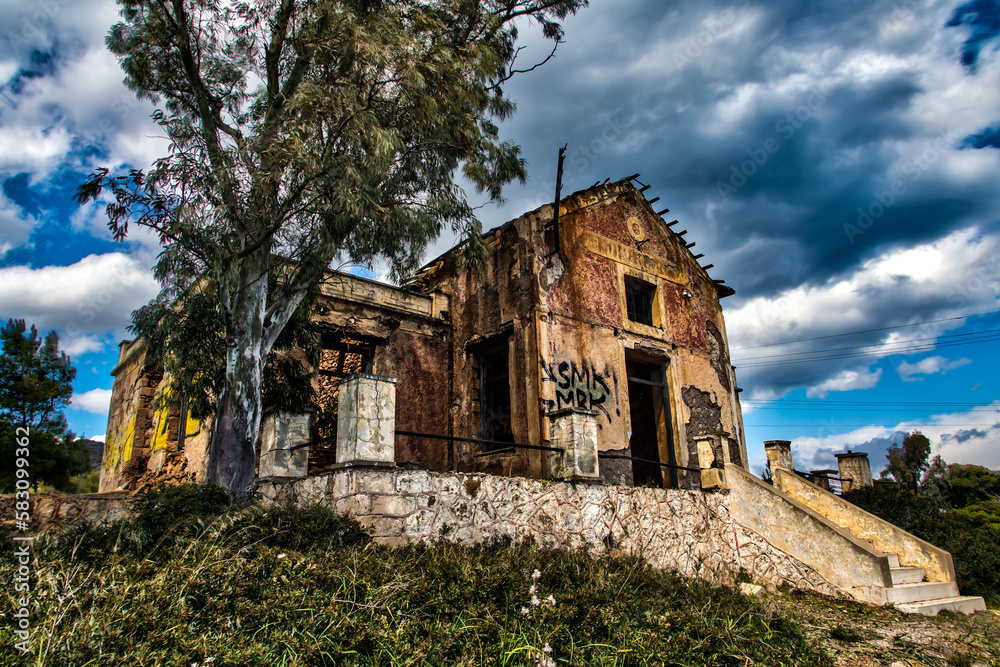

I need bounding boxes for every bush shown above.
[5,487,834,667]
[843,485,1000,605]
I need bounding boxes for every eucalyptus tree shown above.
[77,0,586,492]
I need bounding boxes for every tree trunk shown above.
[207,251,270,493]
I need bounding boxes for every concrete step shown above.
[896,596,987,616]
[884,552,900,568]
[887,581,959,604]
[890,566,924,585]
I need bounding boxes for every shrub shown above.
[844,485,1000,605]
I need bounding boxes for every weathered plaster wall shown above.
[727,464,893,605]
[538,184,744,484]
[101,340,160,492]
[256,468,845,599]
[412,181,746,489]
[774,468,955,583]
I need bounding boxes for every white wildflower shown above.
[545,595,556,606]
[531,595,540,606]
[531,569,541,580]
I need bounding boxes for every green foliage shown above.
[0,423,92,493]
[66,470,101,494]
[0,318,75,434]
[924,461,1000,509]
[75,0,588,490]
[130,277,322,420]
[882,430,931,493]
[6,486,834,667]
[843,484,1000,605]
[0,318,89,491]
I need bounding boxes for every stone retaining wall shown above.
[256,468,845,598]
[0,493,134,533]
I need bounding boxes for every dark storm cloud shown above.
[492,0,997,296]
[473,0,1000,398]
[946,0,1000,70]
[962,124,1000,148]
[942,422,1000,443]
[802,431,907,474]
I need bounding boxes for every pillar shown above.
[763,440,794,472]
[548,407,601,482]
[259,411,311,478]
[836,451,873,493]
[809,469,838,492]
[695,434,727,490]
[335,373,397,468]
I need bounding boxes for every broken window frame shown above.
[312,333,377,448]
[625,354,679,489]
[624,275,656,327]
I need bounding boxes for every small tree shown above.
[0,319,76,434]
[0,319,90,491]
[77,0,588,492]
[883,430,931,494]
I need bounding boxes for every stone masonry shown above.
[256,467,845,598]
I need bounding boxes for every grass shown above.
[0,484,836,667]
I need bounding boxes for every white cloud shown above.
[787,402,1000,472]
[72,388,112,414]
[897,355,972,381]
[728,228,1000,398]
[0,192,36,255]
[89,434,105,443]
[60,335,109,357]
[0,253,158,346]
[0,1,164,179]
[806,367,883,398]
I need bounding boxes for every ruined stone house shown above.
[97,176,986,615]
[101,176,745,492]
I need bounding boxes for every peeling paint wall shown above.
[104,179,745,492]
[415,180,745,488]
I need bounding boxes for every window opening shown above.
[624,277,655,326]
[626,359,677,488]
[311,337,374,472]
[480,344,514,449]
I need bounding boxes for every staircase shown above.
[726,464,986,616]
[879,551,985,615]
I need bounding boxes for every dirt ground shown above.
[769,590,1000,667]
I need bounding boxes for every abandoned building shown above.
[101,176,745,492]
[99,175,985,615]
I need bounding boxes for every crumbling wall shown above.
[101,341,163,492]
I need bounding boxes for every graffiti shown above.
[150,380,201,453]
[104,415,135,470]
[540,359,619,421]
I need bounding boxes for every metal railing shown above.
[597,453,701,474]
[394,429,564,458]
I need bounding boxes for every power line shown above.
[733,327,1000,362]
[730,309,1000,352]
[734,333,1000,368]
[744,423,998,427]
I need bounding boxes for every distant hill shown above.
[78,439,104,471]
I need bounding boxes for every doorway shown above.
[625,358,677,488]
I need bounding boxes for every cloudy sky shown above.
[1,0,998,475]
